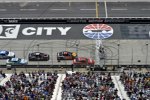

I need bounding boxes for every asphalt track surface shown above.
[0,2,150,18]
[0,40,150,66]
[0,2,150,66]
[0,40,96,65]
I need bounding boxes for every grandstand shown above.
[0,69,149,100]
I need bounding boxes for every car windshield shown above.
[35,52,40,55]
[0,51,9,55]
[63,52,69,56]
[11,58,19,62]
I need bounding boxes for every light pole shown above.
[23,45,27,73]
[37,44,40,69]
[76,43,79,55]
[117,43,120,69]
[73,43,79,71]
[51,46,53,66]
[146,43,148,65]
[131,47,133,65]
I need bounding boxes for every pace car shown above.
[73,57,95,65]
[57,51,77,62]
[28,52,49,61]
[0,50,15,59]
[6,58,28,65]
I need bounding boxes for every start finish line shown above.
[0,18,150,40]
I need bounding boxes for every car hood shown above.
[8,52,15,56]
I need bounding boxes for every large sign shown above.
[0,24,71,39]
[0,23,150,39]
[83,24,113,39]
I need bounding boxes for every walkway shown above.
[0,74,11,86]
[112,76,130,100]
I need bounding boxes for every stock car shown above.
[73,57,95,66]
[6,58,28,65]
[57,51,77,62]
[28,52,49,61]
[0,50,15,59]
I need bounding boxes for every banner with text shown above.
[0,24,150,39]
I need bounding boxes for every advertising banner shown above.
[0,23,150,39]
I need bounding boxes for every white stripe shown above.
[20,9,37,11]
[111,76,123,100]
[0,9,6,11]
[104,1,108,18]
[51,9,67,10]
[141,8,150,10]
[80,9,96,10]
[111,8,128,10]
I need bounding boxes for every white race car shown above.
[6,58,28,65]
[0,50,15,59]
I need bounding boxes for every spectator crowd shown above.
[1,69,149,100]
[120,71,150,100]
[0,70,58,100]
[62,72,121,100]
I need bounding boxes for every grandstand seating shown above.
[0,70,58,100]
[0,70,149,100]
[120,71,150,100]
[61,72,121,100]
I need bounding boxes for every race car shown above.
[0,50,15,59]
[73,57,95,65]
[57,51,77,62]
[28,52,49,61]
[6,58,28,65]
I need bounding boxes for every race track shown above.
[0,2,149,18]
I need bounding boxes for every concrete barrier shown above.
[0,0,149,2]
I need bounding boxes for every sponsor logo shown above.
[0,24,71,39]
[0,25,20,38]
[21,27,71,36]
[83,24,113,39]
